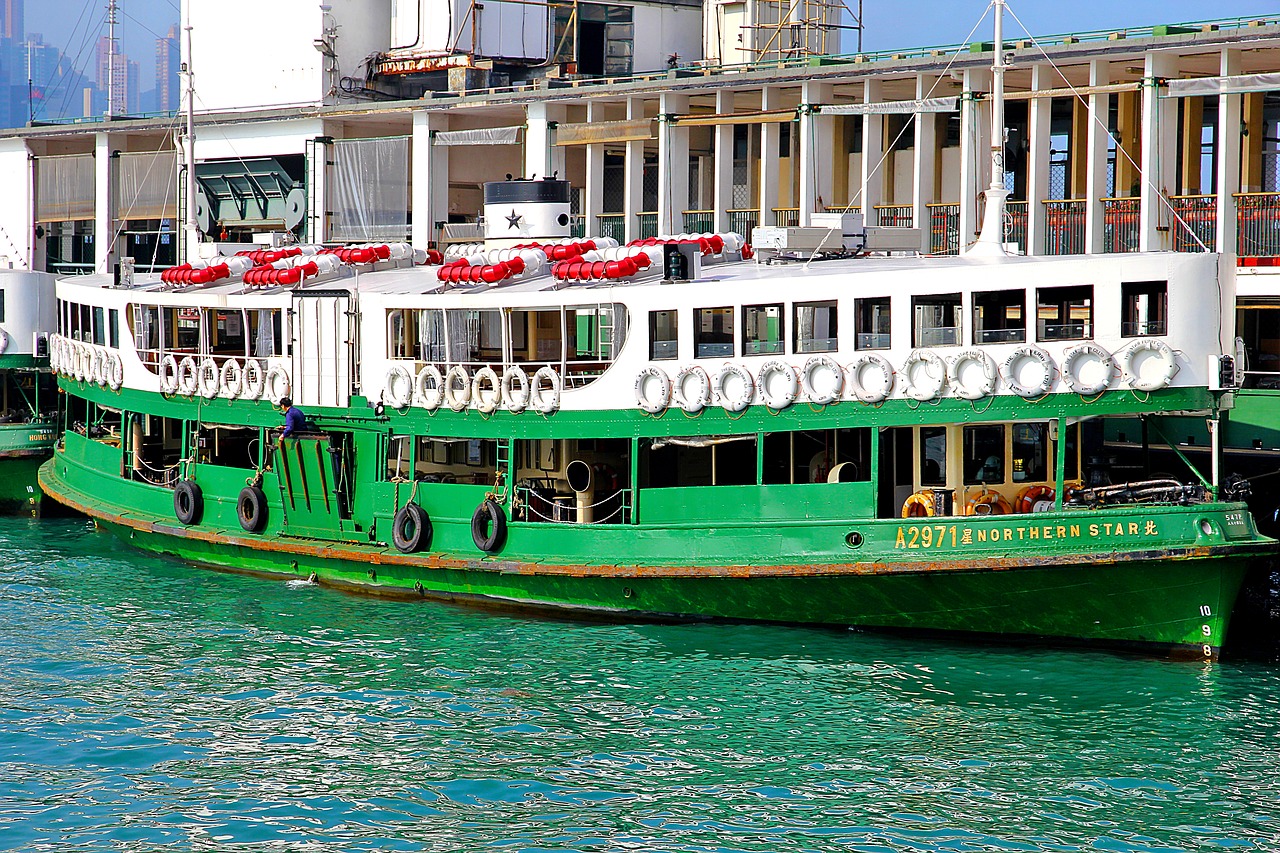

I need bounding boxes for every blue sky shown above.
[23,0,1275,85]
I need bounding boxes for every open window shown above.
[795,300,837,353]
[912,293,961,347]
[973,289,1026,344]
[649,309,678,360]
[855,296,890,350]
[1122,281,1167,337]
[695,307,734,358]
[1036,285,1092,341]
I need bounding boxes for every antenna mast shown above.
[182,0,198,262]
[105,0,117,118]
[970,0,1009,256]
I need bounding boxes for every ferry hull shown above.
[41,459,1258,658]
[0,452,52,516]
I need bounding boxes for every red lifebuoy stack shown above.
[551,251,652,282]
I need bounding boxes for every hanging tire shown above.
[174,479,203,526]
[237,485,267,533]
[393,503,431,553]
[471,499,507,553]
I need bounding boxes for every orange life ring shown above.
[1015,484,1055,513]
[901,491,935,518]
[964,489,1012,516]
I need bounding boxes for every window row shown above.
[128,306,287,360]
[647,281,1167,360]
[57,299,121,348]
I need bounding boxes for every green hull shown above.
[41,450,1262,658]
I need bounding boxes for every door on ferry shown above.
[291,291,352,409]
[273,430,358,541]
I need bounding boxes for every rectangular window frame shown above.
[742,303,785,356]
[649,309,678,360]
[912,293,962,348]
[795,300,838,354]
[694,306,734,359]
[1036,284,1093,342]
[1121,280,1167,337]
[855,296,891,351]
[972,289,1026,345]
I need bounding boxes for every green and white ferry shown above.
[0,269,58,515]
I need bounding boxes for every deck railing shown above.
[1043,199,1086,255]
[1170,194,1216,253]
[1004,201,1027,254]
[928,202,960,255]
[682,210,714,233]
[1102,197,1140,253]
[772,207,800,227]
[636,211,658,239]
[727,208,759,236]
[596,214,625,243]
[1237,192,1280,257]
[874,204,913,228]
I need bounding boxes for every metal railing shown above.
[1043,199,1086,255]
[682,210,714,232]
[928,203,960,255]
[1236,192,1280,257]
[1004,200,1027,253]
[637,212,659,239]
[728,208,760,236]
[874,204,913,228]
[515,483,632,524]
[596,214,626,243]
[1103,197,1140,253]
[772,208,800,227]
[1170,194,1216,253]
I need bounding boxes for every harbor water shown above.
[2,518,1278,852]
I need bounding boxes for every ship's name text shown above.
[894,520,1160,549]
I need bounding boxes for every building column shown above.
[583,101,606,240]
[1216,49,1243,257]
[525,102,566,181]
[659,92,690,236]
[1084,60,1111,254]
[94,132,114,273]
[859,78,883,226]
[913,74,938,252]
[1114,90,1141,198]
[411,111,448,250]
[799,80,834,226]
[1026,64,1053,256]
[624,98,646,242]
[713,91,735,233]
[308,136,329,244]
[759,86,781,226]
[1140,52,1178,252]
[959,67,992,250]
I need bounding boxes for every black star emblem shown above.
[505,209,522,229]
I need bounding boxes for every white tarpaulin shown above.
[434,126,523,146]
[1165,73,1280,97]
[329,136,410,242]
[117,151,178,221]
[35,154,95,223]
[817,97,959,115]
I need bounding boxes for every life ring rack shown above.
[673,365,713,414]
[801,354,844,405]
[1061,343,1116,395]
[1003,345,1056,398]
[901,350,947,401]
[758,360,799,409]
[1123,338,1178,392]
[847,353,895,403]
[949,349,998,400]
[715,363,754,413]
[901,490,935,518]
[635,365,672,414]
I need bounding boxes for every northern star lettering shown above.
[893,518,1164,549]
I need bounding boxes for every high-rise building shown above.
[155,24,179,111]
[95,35,129,115]
[0,0,22,41]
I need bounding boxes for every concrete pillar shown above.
[1026,64,1053,256]
[799,80,834,226]
[913,74,938,253]
[658,92,690,236]
[411,111,448,250]
[713,91,735,233]
[960,67,992,250]
[859,78,883,226]
[584,101,606,239]
[1140,52,1178,252]
[759,86,781,225]
[94,133,115,273]
[1085,60,1111,254]
[1216,49,1243,257]
[624,98,646,242]
[525,102,566,181]
[1114,91,1141,198]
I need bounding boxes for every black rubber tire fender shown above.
[174,479,203,526]
[237,485,268,533]
[392,503,431,553]
[470,499,507,553]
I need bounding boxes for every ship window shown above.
[509,308,562,364]
[763,428,871,484]
[197,424,258,470]
[385,434,412,480]
[447,308,503,367]
[387,309,419,360]
[109,309,119,348]
[209,309,246,355]
[92,306,105,345]
[920,426,946,486]
[973,289,1026,344]
[79,304,92,343]
[413,437,498,484]
[418,309,446,362]
[0,291,6,322]
[1235,300,1280,388]
[129,304,161,370]
[1037,285,1092,341]
[650,310,678,360]
[795,301,837,353]
[1122,281,1167,337]
[912,294,961,347]
[162,307,201,352]
[566,305,619,361]
[695,307,734,358]
[1011,422,1050,483]
[742,304,784,355]
[247,309,284,357]
[1064,421,1079,481]
[963,424,1006,485]
[855,297,890,350]
[640,435,756,487]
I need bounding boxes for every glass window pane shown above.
[972,289,1026,344]
[1122,280,1167,337]
[912,293,961,347]
[795,300,838,353]
[743,303,784,355]
[1011,422,1050,483]
[920,426,946,486]
[1036,285,1092,341]
[963,424,1006,485]
[649,309,678,360]
[855,297,891,350]
[694,307,734,358]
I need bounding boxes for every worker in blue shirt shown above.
[277,396,306,447]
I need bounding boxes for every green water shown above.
[2,518,1279,851]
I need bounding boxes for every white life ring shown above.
[444,365,471,411]
[801,354,843,405]
[471,366,501,414]
[673,365,712,414]
[93,348,108,387]
[416,364,444,411]
[1061,343,1115,395]
[70,343,84,382]
[501,366,530,413]
[900,350,947,401]
[635,365,672,414]
[177,356,199,397]
[220,358,243,398]
[385,364,413,408]
[0,329,9,355]
[758,360,799,409]
[47,335,59,371]
[1003,345,1056,398]
[106,351,124,391]
[159,353,180,394]
[265,365,291,404]
[847,353,895,403]
[1124,338,1178,392]
[198,357,220,399]
[530,365,561,414]
[242,359,266,400]
[949,349,998,400]
[715,363,754,413]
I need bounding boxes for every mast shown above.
[105,0,117,118]
[969,0,1009,256]
[182,0,198,263]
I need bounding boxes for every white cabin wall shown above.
[193,119,325,163]
[635,6,702,73]
[0,140,33,270]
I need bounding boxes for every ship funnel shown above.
[483,178,572,248]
